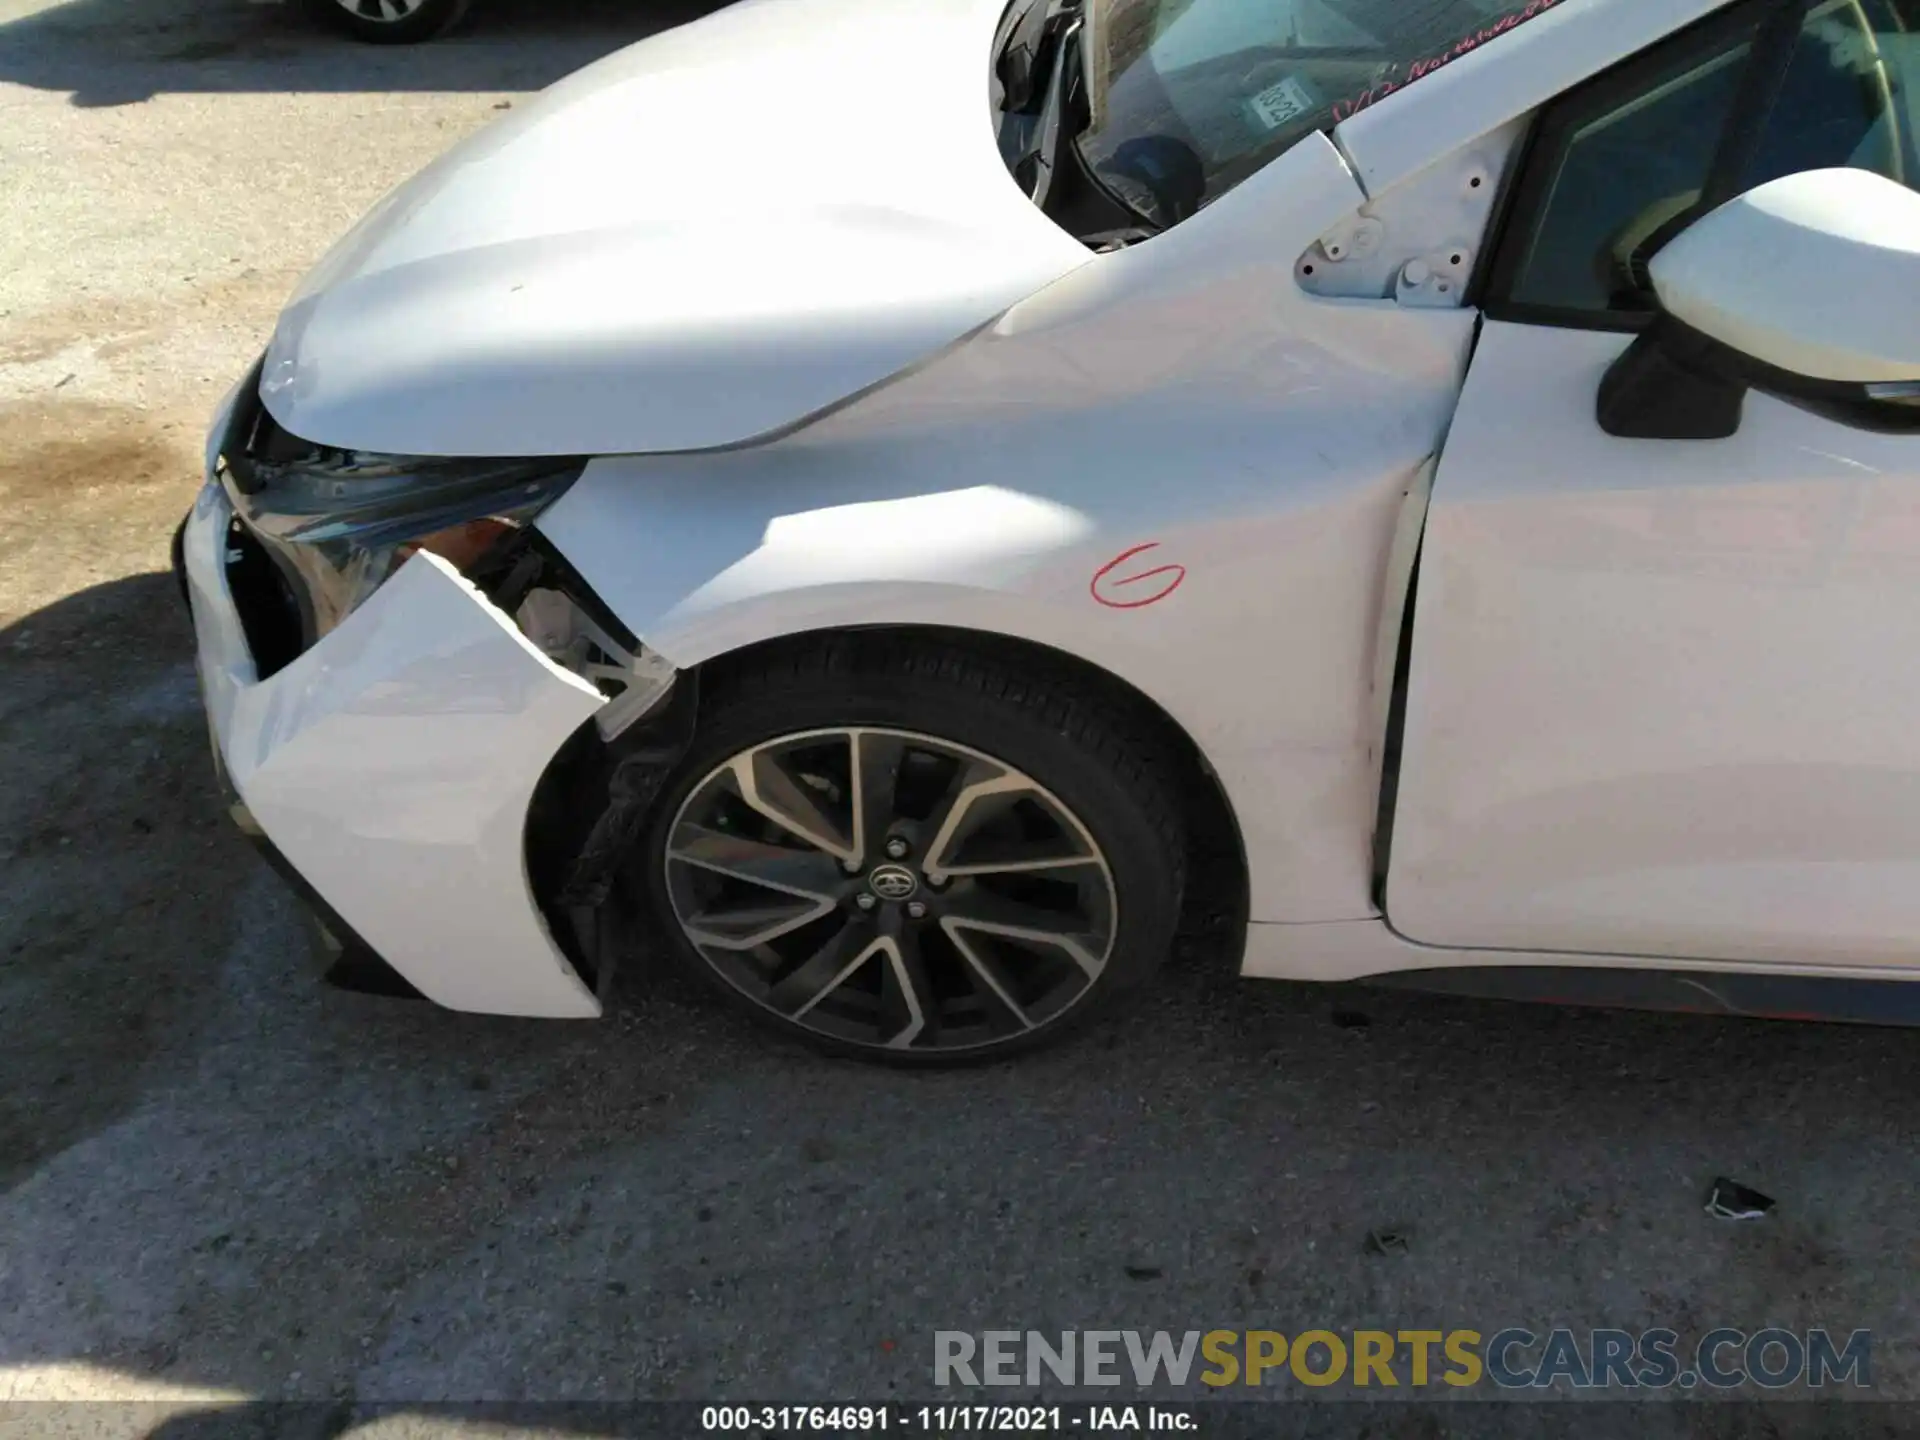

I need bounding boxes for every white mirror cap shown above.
[1649,167,1920,384]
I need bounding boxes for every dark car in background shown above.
[301,0,471,42]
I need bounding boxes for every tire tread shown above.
[704,633,1188,916]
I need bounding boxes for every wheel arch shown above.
[526,619,1251,989]
[694,622,1251,968]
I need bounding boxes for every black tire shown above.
[298,0,472,43]
[640,635,1188,1066]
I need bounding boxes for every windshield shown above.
[1078,0,1565,213]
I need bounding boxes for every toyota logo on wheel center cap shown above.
[867,864,919,901]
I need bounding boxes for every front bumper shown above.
[177,479,608,1019]
[208,724,421,998]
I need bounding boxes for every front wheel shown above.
[640,639,1188,1065]
[297,0,472,43]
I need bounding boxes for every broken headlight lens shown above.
[223,437,586,645]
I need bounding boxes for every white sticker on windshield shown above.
[1246,75,1318,131]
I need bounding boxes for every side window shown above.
[1751,0,1918,189]
[1503,32,1756,317]
[1486,0,1919,325]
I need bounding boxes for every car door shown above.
[1385,0,1920,967]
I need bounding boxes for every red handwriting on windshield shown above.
[1329,0,1566,124]
[1091,543,1187,609]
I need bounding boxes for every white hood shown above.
[260,0,1092,458]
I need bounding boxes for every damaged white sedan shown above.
[178,0,1920,1061]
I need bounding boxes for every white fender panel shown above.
[539,136,1479,925]
[181,484,605,1018]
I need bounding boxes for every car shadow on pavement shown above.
[7,574,1920,1413]
[0,0,731,107]
[0,572,244,1191]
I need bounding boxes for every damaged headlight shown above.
[220,398,585,644]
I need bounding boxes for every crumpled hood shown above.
[260,0,1092,458]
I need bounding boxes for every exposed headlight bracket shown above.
[516,586,678,743]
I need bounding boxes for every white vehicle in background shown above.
[178,0,1920,1063]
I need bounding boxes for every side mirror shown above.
[1597,168,1920,439]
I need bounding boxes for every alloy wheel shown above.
[662,727,1119,1056]
[331,0,428,20]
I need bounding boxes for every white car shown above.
[177,0,1920,1062]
